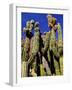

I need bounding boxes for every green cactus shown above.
[21,15,63,76]
[49,28,60,75]
[59,56,63,75]
[58,23,63,56]
[28,22,40,65]
[57,23,63,75]
[22,20,33,77]
[40,63,46,76]
[21,61,28,77]
[43,32,50,53]
[42,32,51,75]
[27,22,41,76]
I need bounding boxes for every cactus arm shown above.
[43,32,50,53]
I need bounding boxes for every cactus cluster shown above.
[21,15,63,77]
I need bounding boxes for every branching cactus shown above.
[21,14,63,76]
[28,22,40,65]
[27,22,40,76]
[47,15,61,75]
[22,20,33,77]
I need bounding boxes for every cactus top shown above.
[47,14,57,28]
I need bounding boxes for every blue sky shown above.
[21,12,63,39]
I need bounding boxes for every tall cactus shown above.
[28,22,40,64]
[47,15,61,75]
[21,14,63,76]
[58,23,63,56]
[22,20,33,77]
[27,22,40,76]
[57,23,63,75]
[42,32,51,75]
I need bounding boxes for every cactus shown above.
[27,22,41,76]
[22,20,33,77]
[21,14,63,76]
[58,23,63,56]
[57,23,63,75]
[47,15,61,75]
[28,22,40,65]
[41,32,51,75]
